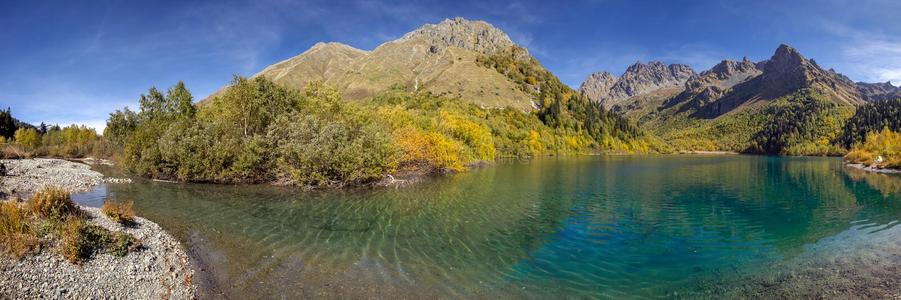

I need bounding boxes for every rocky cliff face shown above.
[687,58,761,91]
[579,61,695,108]
[578,72,617,104]
[857,81,901,102]
[669,58,762,110]
[399,17,524,58]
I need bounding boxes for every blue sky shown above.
[2,0,900,131]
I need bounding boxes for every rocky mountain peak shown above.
[579,61,696,107]
[708,59,758,78]
[399,17,521,56]
[762,44,807,73]
[579,72,618,102]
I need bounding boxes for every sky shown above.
[2,0,900,132]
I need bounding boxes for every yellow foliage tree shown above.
[393,126,465,172]
[13,128,39,150]
[845,127,901,168]
[438,110,496,162]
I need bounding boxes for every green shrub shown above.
[107,231,141,257]
[61,218,109,263]
[269,113,396,186]
[60,217,141,263]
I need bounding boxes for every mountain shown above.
[856,81,901,102]
[579,44,889,154]
[667,44,865,118]
[579,62,695,109]
[246,17,535,111]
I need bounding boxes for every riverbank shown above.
[845,163,901,174]
[677,150,740,155]
[1,158,130,197]
[0,206,196,298]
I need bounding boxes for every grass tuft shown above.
[0,201,39,259]
[28,186,81,220]
[101,201,135,226]
[60,216,142,263]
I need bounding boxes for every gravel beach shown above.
[1,158,194,299]
[0,158,130,197]
[0,206,197,299]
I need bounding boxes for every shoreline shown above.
[677,150,740,155]
[844,163,901,174]
[0,206,196,298]
[0,158,195,298]
[1,158,131,197]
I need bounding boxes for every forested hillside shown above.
[838,99,901,147]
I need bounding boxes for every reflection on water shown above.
[76,156,901,298]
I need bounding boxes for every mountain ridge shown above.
[239,17,535,110]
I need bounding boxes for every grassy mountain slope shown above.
[248,18,535,111]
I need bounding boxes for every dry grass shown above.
[28,186,81,220]
[0,144,30,159]
[0,201,39,259]
[101,201,135,225]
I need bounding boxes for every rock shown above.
[400,17,521,57]
[856,81,901,102]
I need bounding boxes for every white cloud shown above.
[823,23,901,85]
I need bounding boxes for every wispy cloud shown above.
[822,22,901,85]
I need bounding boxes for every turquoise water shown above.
[74,155,901,298]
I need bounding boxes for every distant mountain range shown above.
[577,44,901,153]
[580,44,901,114]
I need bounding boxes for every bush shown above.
[60,217,141,263]
[61,217,108,263]
[28,186,80,220]
[107,231,141,257]
[101,201,135,225]
[0,201,39,259]
[392,126,465,172]
[269,113,397,186]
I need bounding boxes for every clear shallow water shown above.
[74,156,901,298]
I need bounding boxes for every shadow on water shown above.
[77,155,901,299]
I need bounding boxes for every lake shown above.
[73,155,901,299]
